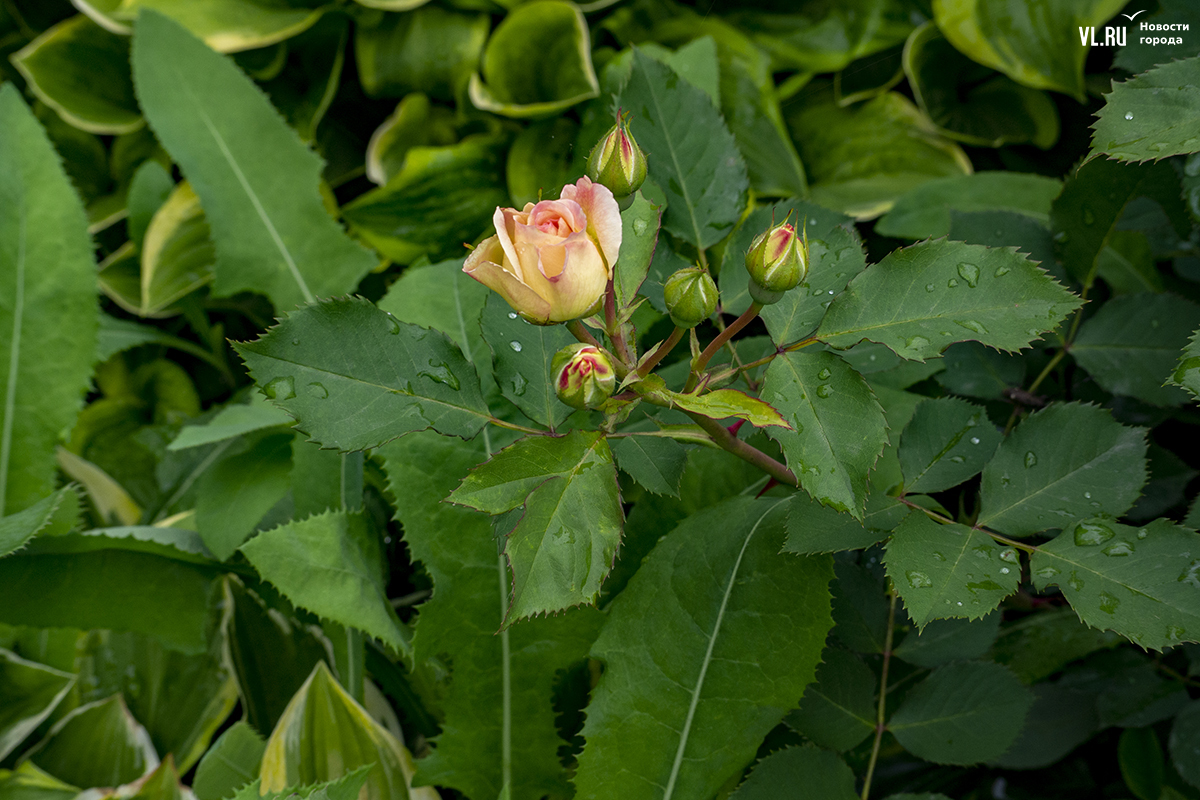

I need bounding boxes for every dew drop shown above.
[970,437,980,444]
[817,384,834,398]
[419,360,461,390]
[263,376,296,401]
[1124,111,1134,120]
[511,373,528,396]
[632,218,648,235]
[955,319,988,335]
[1167,625,1185,641]
[1068,572,1085,591]
[1074,521,1115,547]
[817,367,832,380]
[947,278,959,288]
[956,262,980,288]
[1098,592,1120,614]
[1000,549,1019,563]
[508,311,519,319]
[932,552,947,562]
[1084,491,1092,499]
[1137,528,1148,540]
[385,314,401,335]
[1000,567,1010,574]
[906,571,933,589]
[925,283,936,292]
[1024,451,1038,468]
[1178,559,1200,589]
[1036,566,1060,578]
[306,382,328,399]
[1103,541,1133,557]
[994,265,1011,277]
[509,340,523,352]
[949,455,965,463]
[291,338,300,346]
[904,335,930,353]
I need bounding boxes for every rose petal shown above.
[493,207,523,282]
[544,235,608,321]
[463,236,553,323]
[561,176,622,272]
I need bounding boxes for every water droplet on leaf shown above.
[1098,592,1120,614]
[994,265,1010,277]
[956,262,980,287]
[1074,521,1115,547]
[817,367,832,380]
[1000,549,1019,563]
[1103,541,1133,557]
[263,376,296,401]
[1024,451,1038,468]
[306,382,328,399]
[906,571,933,589]
[947,278,959,288]
[817,384,834,398]
[509,340,523,352]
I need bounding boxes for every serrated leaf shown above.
[379,431,602,800]
[614,192,662,309]
[763,350,888,517]
[0,649,76,762]
[994,683,1101,769]
[240,510,409,657]
[935,341,1027,400]
[783,490,896,554]
[892,614,1001,668]
[610,435,687,497]
[645,379,788,429]
[196,432,293,560]
[885,513,1019,628]
[235,297,490,451]
[1072,292,1200,406]
[830,561,889,654]
[816,239,1081,361]
[132,10,376,311]
[1091,57,1200,163]
[168,395,292,451]
[1176,328,1200,402]
[898,398,1001,493]
[1052,158,1189,284]
[573,497,834,800]
[618,49,748,248]
[0,488,71,559]
[1170,701,1200,790]
[948,209,1059,281]
[193,722,265,800]
[760,225,868,347]
[479,294,575,429]
[785,648,876,752]
[989,606,1121,684]
[875,172,1061,240]
[977,403,1147,537]
[730,746,858,800]
[24,694,158,789]
[1030,518,1200,650]
[0,85,98,518]
[449,430,622,620]
[888,661,1033,765]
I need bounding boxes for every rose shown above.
[552,343,616,409]
[463,176,621,324]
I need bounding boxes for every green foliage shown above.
[1092,57,1200,163]
[0,649,75,761]
[731,746,859,800]
[898,398,1001,493]
[876,172,1060,240]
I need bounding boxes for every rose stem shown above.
[686,302,762,391]
[683,410,797,487]
[637,327,685,377]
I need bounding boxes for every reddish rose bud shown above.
[552,343,617,409]
[586,112,648,198]
[745,220,808,304]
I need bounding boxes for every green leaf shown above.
[258,15,347,143]
[11,14,142,135]
[126,161,175,251]
[935,341,1027,401]
[290,444,363,518]
[888,661,1033,765]
[618,49,748,248]
[195,432,293,560]
[783,491,896,555]
[1030,518,1200,650]
[363,94,453,186]
[449,430,622,620]
[730,746,858,800]
[932,0,1125,98]
[354,6,488,101]
[816,239,1081,361]
[977,403,1147,537]
[468,1,599,118]
[1175,328,1200,402]
[235,297,490,451]
[948,210,1059,281]
[136,181,215,318]
[0,488,72,559]
[762,350,888,517]
[1072,292,1200,406]
[240,510,410,656]
[1095,230,1162,295]
[1051,158,1189,284]
[785,85,971,220]
[24,695,157,789]
[22,524,216,567]
[898,398,1001,493]
[0,762,79,800]
[259,662,419,800]
[885,513,1019,628]
[506,117,578,207]
[380,431,602,800]
[830,561,889,654]
[904,22,1059,149]
[643,378,789,430]
[989,606,1121,684]
[614,192,662,310]
[168,395,292,451]
[876,171,1061,240]
[573,498,834,800]
[1114,0,1200,74]
[785,647,876,752]
[0,85,98,518]
[132,10,376,310]
[1120,727,1165,800]
[892,613,1001,668]
[1170,701,1200,790]
[90,0,324,52]
[0,650,75,762]
[1091,57,1200,163]
[192,722,266,800]
[479,294,575,429]
[993,683,1101,769]
[610,435,687,497]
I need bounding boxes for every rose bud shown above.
[552,343,617,409]
[744,220,808,305]
[464,177,622,324]
[586,112,648,198]
[663,266,718,328]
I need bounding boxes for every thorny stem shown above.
[861,590,898,800]
[686,303,762,390]
[683,411,797,487]
[638,327,685,377]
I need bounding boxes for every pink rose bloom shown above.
[463,176,622,324]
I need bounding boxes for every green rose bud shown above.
[745,220,808,305]
[663,266,718,328]
[552,343,617,409]
[586,112,648,198]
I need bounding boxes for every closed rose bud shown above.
[745,221,808,305]
[663,266,718,328]
[552,344,616,409]
[586,113,647,198]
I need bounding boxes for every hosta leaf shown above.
[11,14,142,135]
[24,694,158,789]
[380,431,602,800]
[196,432,293,560]
[132,10,376,311]
[1072,292,1200,406]
[977,403,1147,537]
[888,661,1033,765]
[1091,57,1200,163]
[730,746,858,800]
[884,513,1020,629]
[479,294,575,429]
[0,488,72,559]
[573,497,834,800]
[86,0,325,52]
[610,435,687,497]
[875,171,1061,240]
[1172,328,1200,402]
[192,722,265,800]
[449,430,622,621]
[785,647,876,752]
[260,662,420,800]
[1030,518,1200,650]
[235,297,490,451]
[816,240,1081,361]
[0,762,78,800]
[618,49,748,248]
[468,1,599,118]
[762,350,888,518]
[0,650,76,762]
[138,182,216,317]
[354,6,488,101]
[240,510,409,656]
[0,86,98,518]
[898,397,1001,493]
